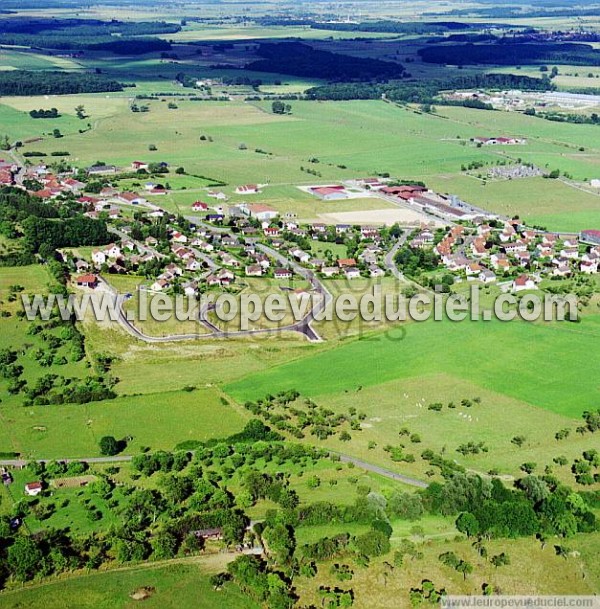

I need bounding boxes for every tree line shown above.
[246,42,406,81]
[0,71,123,96]
[306,73,555,103]
[419,42,600,67]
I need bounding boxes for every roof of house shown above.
[514,275,532,286]
[76,274,98,284]
[582,229,600,238]
[312,186,346,196]
[248,204,276,213]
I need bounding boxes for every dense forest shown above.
[306,73,554,102]
[255,18,492,35]
[419,42,600,66]
[0,17,179,51]
[0,71,123,96]
[0,188,111,261]
[246,42,406,80]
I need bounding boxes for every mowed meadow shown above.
[3,95,599,230]
[225,316,600,419]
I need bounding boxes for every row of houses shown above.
[432,219,600,290]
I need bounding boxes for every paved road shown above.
[95,232,331,342]
[0,451,428,488]
[189,246,220,270]
[108,226,166,259]
[335,453,429,489]
[256,242,332,342]
[383,232,434,295]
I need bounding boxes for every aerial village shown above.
[3,156,599,306]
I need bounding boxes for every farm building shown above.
[310,185,348,201]
[580,229,600,246]
[242,204,279,222]
[236,184,261,195]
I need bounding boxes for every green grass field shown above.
[3,96,598,230]
[0,559,260,609]
[225,316,600,418]
[0,387,248,459]
[428,175,600,232]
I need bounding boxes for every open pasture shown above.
[4,96,599,233]
[0,387,248,459]
[225,315,600,419]
[0,559,259,609]
[306,373,598,480]
[428,174,600,232]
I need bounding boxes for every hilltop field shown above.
[1,93,600,230]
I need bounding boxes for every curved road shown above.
[99,239,332,343]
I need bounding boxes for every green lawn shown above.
[225,316,600,418]
[0,560,259,609]
[0,387,248,459]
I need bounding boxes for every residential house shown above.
[478,269,496,283]
[560,247,579,260]
[290,248,310,263]
[553,265,572,278]
[191,201,209,212]
[183,280,198,297]
[580,260,598,274]
[116,192,146,205]
[25,482,43,497]
[512,275,537,292]
[344,267,361,279]
[171,231,188,244]
[75,274,98,288]
[150,278,170,292]
[164,263,183,276]
[245,264,263,277]
[274,268,292,279]
[104,243,122,259]
[220,253,240,267]
[263,227,280,238]
[321,266,338,277]
[62,178,85,194]
[92,250,106,266]
[466,262,483,277]
[186,259,202,272]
